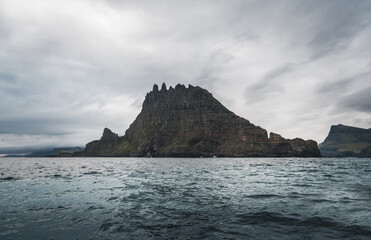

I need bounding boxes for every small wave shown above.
[323,174,334,177]
[289,192,323,199]
[51,174,63,178]
[71,217,84,225]
[235,212,371,236]
[249,164,265,167]
[107,196,119,201]
[0,229,18,236]
[57,205,67,209]
[309,199,333,203]
[293,184,312,187]
[245,194,281,199]
[83,171,102,175]
[301,216,339,228]
[248,173,258,176]
[44,174,71,180]
[235,211,297,225]
[112,225,131,233]
[27,207,45,212]
[85,205,106,212]
[0,176,18,181]
[343,224,371,236]
[186,182,197,186]
[288,193,301,199]
[99,222,113,232]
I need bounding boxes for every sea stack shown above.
[76,84,321,157]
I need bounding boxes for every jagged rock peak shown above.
[149,83,197,94]
[100,128,119,142]
[103,127,112,134]
[153,84,159,92]
[143,83,230,114]
[175,83,186,90]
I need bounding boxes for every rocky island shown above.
[319,124,371,157]
[75,84,321,157]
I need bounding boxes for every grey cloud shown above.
[339,86,371,113]
[316,71,371,94]
[305,0,371,60]
[0,72,16,82]
[316,78,354,94]
[0,117,73,135]
[315,71,371,116]
[244,64,292,102]
[0,0,370,148]
[259,65,292,86]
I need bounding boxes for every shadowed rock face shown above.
[319,124,371,157]
[358,145,371,158]
[77,84,321,157]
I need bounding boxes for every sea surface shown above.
[0,157,370,240]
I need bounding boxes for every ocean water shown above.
[0,157,370,240]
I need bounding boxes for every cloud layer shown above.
[0,0,370,150]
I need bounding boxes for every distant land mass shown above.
[2,147,83,158]
[75,84,321,157]
[27,147,83,157]
[319,124,371,158]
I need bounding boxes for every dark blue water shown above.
[0,157,370,240]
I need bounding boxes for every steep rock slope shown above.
[319,124,371,157]
[77,84,321,157]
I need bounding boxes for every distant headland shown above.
[74,83,321,157]
[319,124,371,158]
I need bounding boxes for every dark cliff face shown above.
[358,145,371,158]
[319,124,371,157]
[78,84,321,157]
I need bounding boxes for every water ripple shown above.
[0,157,370,239]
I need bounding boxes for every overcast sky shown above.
[0,0,370,151]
